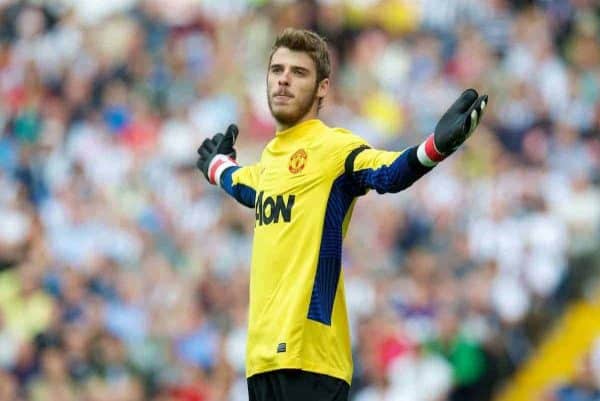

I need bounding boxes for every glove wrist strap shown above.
[208,154,238,186]
[417,134,446,167]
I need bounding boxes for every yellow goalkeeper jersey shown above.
[218,119,431,384]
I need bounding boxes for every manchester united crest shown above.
[288,149,307,174]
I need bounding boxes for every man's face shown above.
[267,47,328,126]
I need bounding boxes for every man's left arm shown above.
[345,88,488,196]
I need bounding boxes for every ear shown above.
[317,78,329,99]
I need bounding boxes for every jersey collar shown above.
[275,119,324,138]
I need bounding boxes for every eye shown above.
[270,65,283,73]
[292,68,307,76]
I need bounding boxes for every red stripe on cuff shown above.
[208,158,227,184]
[424,134,446,162]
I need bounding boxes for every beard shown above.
[267,84,319,127]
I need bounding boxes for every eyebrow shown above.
[270,64,311,73]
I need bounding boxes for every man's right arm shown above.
[196,124,258,209]
[218,164,259,209]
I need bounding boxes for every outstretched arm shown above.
[345,145,431,195]
[218,164,259,208]
[196,124,258,208]
[345,88,488,196]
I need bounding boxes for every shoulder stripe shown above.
[344,145,370,181]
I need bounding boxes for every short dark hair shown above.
[269,28,331,85]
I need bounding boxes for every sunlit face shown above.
[267,47,328,127]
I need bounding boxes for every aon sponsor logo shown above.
[255,191,295,226]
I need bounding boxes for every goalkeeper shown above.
[196,28,487,401]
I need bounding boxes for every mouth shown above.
[272,93,294,104]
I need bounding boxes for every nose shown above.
[278,69,290,86]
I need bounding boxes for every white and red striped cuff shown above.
[417,134,446,167]
[207,154,238,186]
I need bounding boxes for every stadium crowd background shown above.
[0,0,599,400]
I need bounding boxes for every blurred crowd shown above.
[0,0,599,400]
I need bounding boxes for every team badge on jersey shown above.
[289,149,307,174]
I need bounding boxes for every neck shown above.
[275,104,319,132]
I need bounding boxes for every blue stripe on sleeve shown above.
[220,166,239,196]
[351,146,432,195]
[220,166,256,208]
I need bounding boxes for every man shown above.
[196,28,487,401]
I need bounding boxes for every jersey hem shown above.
[246,360,352,385]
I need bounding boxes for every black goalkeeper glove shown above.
[435,88,488,154]
[196,124,239,185]
[416,88,488,166]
